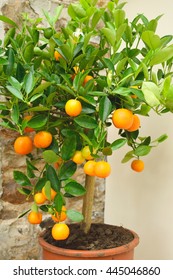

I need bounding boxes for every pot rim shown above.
[38,226,139,258]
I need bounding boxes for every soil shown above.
[41,223,134,250]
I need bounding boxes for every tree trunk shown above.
[81,174,96,234]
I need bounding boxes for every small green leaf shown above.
[111,138,127,151]
[142,81,160,107]
[121,150,134,163]
[99,96,112,122]
[64,181,86,197]
[0,15,18,28]
[6,86,23,101]
[134,145,151,156]
[74,115,97,129]
[67,209,84,222]
[18,209,30,219]
[61,135,77,161]
[24,71,35,95]
[13,171,31,186]
[54,192,65,213]
[59,160,77,181]
[42,150,59,164]
[17,187,31,195]
[27,115,48,128]
[43,180,51,200]
[46,165,61,192]
[142,31,161,50]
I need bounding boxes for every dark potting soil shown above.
[42,223,134,250]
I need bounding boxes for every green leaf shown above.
[17,187,31,196]
[150,44,173,66]
[35,177,47,192]
[6,86,23,101]
[11,104,19,124]
[0,15,18,28]
[42,150,59,164]
[142,31,161,50]
[134,145,151,156]
[26,159,38,178]
[23,42,34,63]
[61,135,77,161]
[74,115,97,129]
[142,81,160,107]
[18,209,30,219]
[13,171,31,186]
[8,76,22,91]
[64,181,86,197]
[43,180,52,200]
[59,160,77,181]
[99,96,112,122]
[121,150,134,163]
[24,71,35,95]
[67,209,84,222]
[111,138,127,151]
[54,192,64,213]
[114,9,125,28]
[101,28,116,46]
[31,82,51,96]
[4,48,15,76]
[46,165,61,192]
[27,115,48,128]
[154,134,168,143]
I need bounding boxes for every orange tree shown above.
[0,0,173,238]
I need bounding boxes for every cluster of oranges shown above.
[14,130,53,155]
[28,183,70,240]
[72,146,111,178]
[112,108,144,172]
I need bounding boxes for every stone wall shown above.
[0,0,108,260]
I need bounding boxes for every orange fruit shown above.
[127,115,140,132]
[65,99,82,117]
[51,223,70,240]
[83,75,93,86]
[24,115,35,133]
[33,131,52,148]
[83,160,96,176]
[72,150,85,164]
[131,159,144,172]
[42,186,57,200]
[112,108,134,130]
[81,146,93,160]
[14,135,33,155]
[54,50,62,61]
[34,192,46,204]
[28,211,42,224]
[94,161,111,178]
[51,206,67,222]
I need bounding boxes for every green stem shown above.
[81,174,96,234]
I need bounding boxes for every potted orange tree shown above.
[0,0,173,259]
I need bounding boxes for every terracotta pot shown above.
[38,228,139,260]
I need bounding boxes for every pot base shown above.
[38,223,139,260]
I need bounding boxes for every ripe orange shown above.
[81,146,93,160]
[34,192,46,204]
[24,115,35,133]
[127,115,140,132]
[54,50,62,61]
[83,75,93,86]
[14,135,33,155]
[51,206,67,222]
[112,108,134,130]
[42,186,57,200]
[51,223,70,240]
[94,161,111,178]
[33,131,52,148]
[72,150,85,164]
[65,99,82,117]
[131,159,144,172]
[28,211,42,224]
[83,160,96,176]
